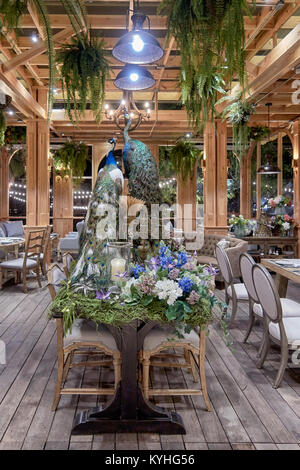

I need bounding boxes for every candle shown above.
[111,257,126,280]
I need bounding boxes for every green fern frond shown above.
[53,140,89,186]
[168,140,202,181]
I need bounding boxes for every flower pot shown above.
[234,225,246,238]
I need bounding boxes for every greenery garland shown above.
[0,110,6,147]
[52,140,89,186]
[159,0,254,129]
[49,282,218,336]
[57,32,110,124]
[167,140,202,181]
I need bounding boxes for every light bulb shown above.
[104,104,109,110]
[31,33,38,43]
[129,73,139,82]
[186,133,191,138]
[7,110,14,116]
[130,113,134,118]
[109,109,114,115]
[145,102,149,108]
[132,34,144,52]
[121,99,126,105]
[146,108,150,114]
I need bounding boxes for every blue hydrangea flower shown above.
[176,252,188,268]
[179,277,194,294]
[160,255,173,270]
[131,264,145,279]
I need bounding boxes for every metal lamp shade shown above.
[112,30,164,64]
[114,64,155,91]
[257,158,281,175]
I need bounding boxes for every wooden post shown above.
[176,170,197,231]
[0,147,10,220]
[240,143,255,219]
[92,142,111,187]
[256,143,261,218]
[202,120,228,234]
[53,174,73,237]
[293,121,300,254]
[277,132,283,195]
[26,88,50,226]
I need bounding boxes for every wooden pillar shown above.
[53,175,73,237]
[0,147,10,220]
[148,144,159,165]
[277,132,283,195]
[256,143,261,218]
[92,142,111,187]
[26,88,50,226]
[202,120,228,234]
[293,121,300,254]
[240,143,254,219]
[176,170,197,231]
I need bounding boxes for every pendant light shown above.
[112,9,164,64]
[257,103,281,175]
[114,64,155,91]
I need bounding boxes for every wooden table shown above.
[261,258,300,298]
[241,236,298,259]
[0,237,25,260]
[71,321,185,435]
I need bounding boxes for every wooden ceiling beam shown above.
[2,27,75,73]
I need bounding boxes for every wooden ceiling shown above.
[1,0,300,143]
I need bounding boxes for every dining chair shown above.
[252,263,300,388]
[240,253,300,349]
[62,251,76,277]
[138,324,212,411]
[215,245,249,326]
[47,264,121,411]
[40,225,51,276]
[0,228,45,293]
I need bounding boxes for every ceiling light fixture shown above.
[114,64,155,91]
[104,91,151,131]
[112,9,164,64]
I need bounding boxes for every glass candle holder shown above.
[106,241,131,284]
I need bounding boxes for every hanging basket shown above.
[0,95,12,110]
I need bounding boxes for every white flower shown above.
[155,279,183,305]
[283,222,290,231]
[274,195,282,205]
[122,278,137,297]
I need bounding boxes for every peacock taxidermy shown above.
[70,138,124,292]
[123,115,161,206]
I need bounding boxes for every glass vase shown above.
[234,225,246,238]
[106,241,131,287]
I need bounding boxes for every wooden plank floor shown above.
[0,278,299,450]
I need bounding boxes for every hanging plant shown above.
[158,0,254,129]
[57,32,110,124]
[221,96,256,157]
[249,125,270,142]
[0,0,88,115]
[167,140,202,181]
[0,94,12,147]
[181,67,226,129]
[53,140,89,186]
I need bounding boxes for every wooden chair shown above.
[0,228,45,293]
[241,253,300,352]
[215,245,249,326]
[138,324,212,411]
[47,264,121,411]
[40,225,51,276]
[62,251,76,277]
[252,263,300,388]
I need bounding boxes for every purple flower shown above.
[148,256,160,271]
[96,290,111,301]
[205,264,219,276]
[168,268,180,280]
[115,271,128,279]
[187,290,200,305]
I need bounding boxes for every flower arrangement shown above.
[269,214,295,236]
[228,214,249,228]
[268,195,292,209]
[49,242,225,337]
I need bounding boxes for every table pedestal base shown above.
[72,385,185,435]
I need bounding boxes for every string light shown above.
[159,178,176,188]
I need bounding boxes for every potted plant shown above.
[268,195,292,215]
[52,140,89,186]
[229,214,253,238]
[167,140,202,181]
[269,214,295,237]
[57,31,110,124]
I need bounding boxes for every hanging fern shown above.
[0,0,88,117]
[249,125,270,142]
[57,32,110,124]
[159,0,255,129]
[167,140,202,181]
[0,110,6,147]
[221,96,256,156]
[0,0,27,29]
[53,140,89,186]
